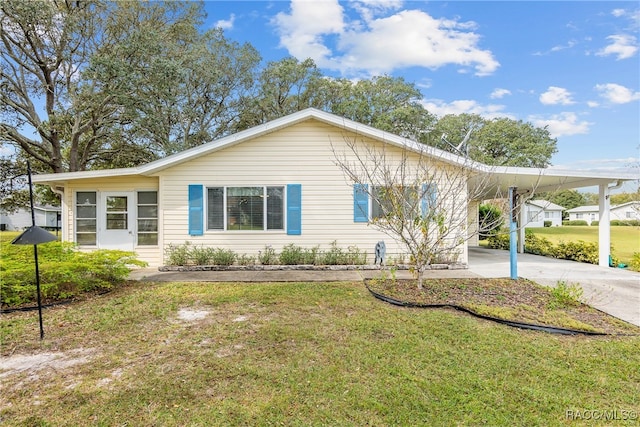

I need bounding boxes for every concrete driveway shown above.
[468,247,640,327]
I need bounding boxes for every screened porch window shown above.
[76,191,97,245]
[137,191,158,245]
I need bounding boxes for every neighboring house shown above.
[611,201,640,222]
[567,201,640,224]
[566,205,599,224]
[31,109,637,267]
[523,200,565,228]
[0,205,61,231]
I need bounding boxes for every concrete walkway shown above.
[129,247,640,326]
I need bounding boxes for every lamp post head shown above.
[11,226,58,245]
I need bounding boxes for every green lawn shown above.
[2,281,639,426]
[528,226,640,263]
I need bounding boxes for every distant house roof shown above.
[567,201,640,214]
[527,200,565,211]
[566,205,599,213]
[611,201,640,211]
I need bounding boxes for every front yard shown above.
[2,280,639,426]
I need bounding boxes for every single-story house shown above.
[0,205,61,231]
[523,200,565,228]
[567,201,640,224]
[32,108,637,267]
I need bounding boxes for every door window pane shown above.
[106,196,128,230]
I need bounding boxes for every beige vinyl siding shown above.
[159,119,469,265]
[61,176,161,266]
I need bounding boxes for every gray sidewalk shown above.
[129,247,640,326]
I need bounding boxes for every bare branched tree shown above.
[332,135,535,289]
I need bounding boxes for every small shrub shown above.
[486,233,510,250]
[553,240,599,264]
[478,203,504,240]
[165,242,192,266]
[523,230,554,256]
[236,254,256,266]
[279,244,305,265]
[543,221,552,227]
[320,241,343,265]
[344,245,367,265]
[547,281,584,310]
[259,245,278,265]
[211,248,236,266]
[191,245,215,265]
[590,220,599,226]
[563,220,588,226]
[629,252,640,272]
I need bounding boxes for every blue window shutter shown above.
[421,183,438,216]
[287,184,302,235]
[354,184,369,223]
[188,184,204,236]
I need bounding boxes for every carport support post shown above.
[509,186,518,279]
[598,184,611,267]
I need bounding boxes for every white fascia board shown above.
[32,167,141,184]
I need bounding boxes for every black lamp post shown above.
[11,162,57,340]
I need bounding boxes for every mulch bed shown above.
[366,278,640,335]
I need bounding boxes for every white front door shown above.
[99,192,135,250]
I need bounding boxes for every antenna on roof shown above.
[441,128,472,157]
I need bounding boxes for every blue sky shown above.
[202,0,639,176]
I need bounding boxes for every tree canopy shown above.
[2,0,559,184]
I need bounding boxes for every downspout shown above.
[609,180,624,191]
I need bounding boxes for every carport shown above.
[471,166,638,269]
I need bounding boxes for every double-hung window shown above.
[371,186,421,220]
[356,183,437,223]
[207,186,284,231]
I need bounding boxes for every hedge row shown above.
[165,241,368,266]
[562,220,640,226]
[486,230,630,267]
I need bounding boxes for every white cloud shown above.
[594,83,640,104]
[350,0,403,22]
[529,112,592,137]
[611,9,626,18]
[273,0,345,66]
[596,34,638,60]
[214,14,236,30]
[273,0,499,77]
[420,99,512,120]
[539,86,575,105]
[587,100,599,108]
[490,88,511,99]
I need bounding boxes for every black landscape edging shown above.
[363,282,612,336]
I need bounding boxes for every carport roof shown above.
[470,165,637,200]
